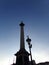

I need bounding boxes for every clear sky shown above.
[0,0,49,65]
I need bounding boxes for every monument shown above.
[13,22,30,65]
[12,22,49,65]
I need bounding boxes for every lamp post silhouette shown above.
[26,36,32,64]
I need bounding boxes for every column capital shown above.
[19,21,25,26]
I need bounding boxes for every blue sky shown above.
[0,0,49,65]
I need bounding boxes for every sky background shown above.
[0,0,49,65]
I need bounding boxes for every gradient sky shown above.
[0,0,49,65]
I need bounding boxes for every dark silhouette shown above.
[37,62,49,65]
[12,22,30,65]
[12,22,49,65]
[26,36,33,65]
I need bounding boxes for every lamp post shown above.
[26,36,32,65]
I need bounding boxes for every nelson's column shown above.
[12,22,30,65]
